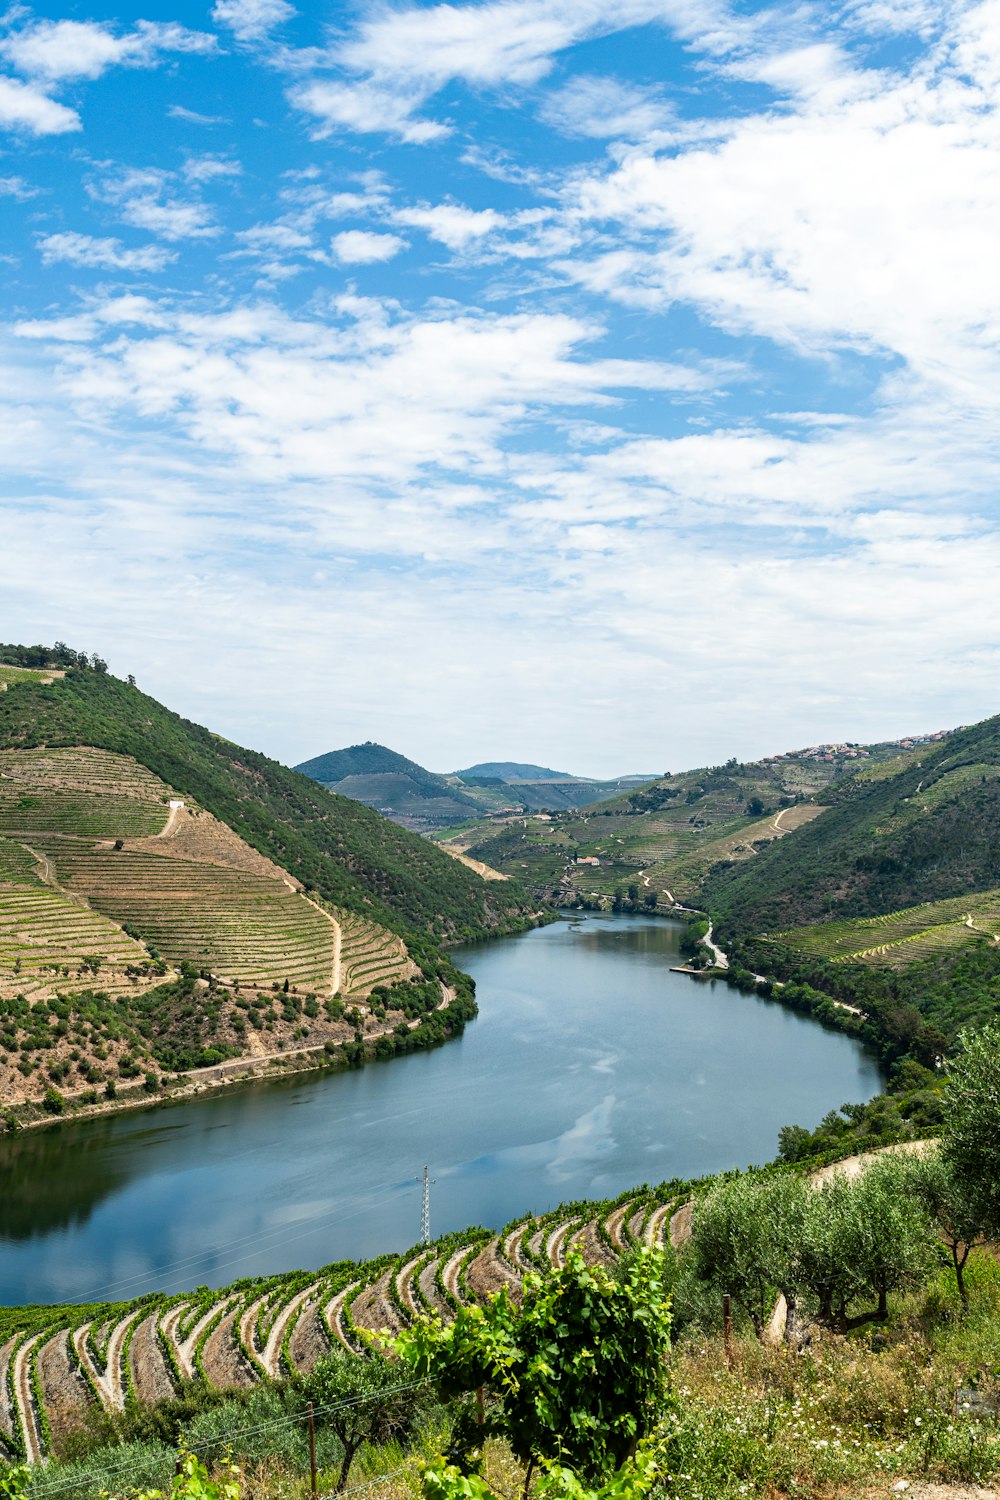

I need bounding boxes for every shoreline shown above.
[0,985,472,1136]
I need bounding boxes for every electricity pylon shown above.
[418,1165,436,1245]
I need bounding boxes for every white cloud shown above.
[38,233,176,272]
[539,75,674,138]
[0,19,215,83]
[169,104,227,125]
[394,203,502,249]
[331,230,406,263]
[0,74,79,134]
[95,167,219,242]
[0,173,38,197]
[182,155,242,183]
[212,0,296,43]
[289,0,748,142]
[289,78,449,143]
[550,35,1000,413]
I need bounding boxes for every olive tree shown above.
[942,1020,1000,1236]
[909,1145,987,1308]
[299,1347,426,1492]
[690,1172,809,1340]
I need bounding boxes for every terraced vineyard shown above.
[0,1181,689,1465]
[37,838,340,993]
[0,886,153,1002]
[0,748,171,840]
[339,912,416,995]
[776,886,1000,967]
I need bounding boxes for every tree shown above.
[942,1020,1000,1237]
[393,1250,671,1486]
[909,1145,986,1308]
[690,1172,808,1339]
[300,1348,425,1492]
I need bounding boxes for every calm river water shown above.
[0,914,882,1305]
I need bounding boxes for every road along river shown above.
[0,913,882,1305]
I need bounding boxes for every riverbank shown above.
[0,983,473,1135]
[0,913,885,1307]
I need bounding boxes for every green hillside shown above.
[0,667,534,945]
[295,742,484,831]
[296,742,466,800]
[704,714,1000,935]
[455,761,577,781]
[463,751,873,901]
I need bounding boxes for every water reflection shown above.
[0,914,883,1305]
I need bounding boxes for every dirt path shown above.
[262,1284,319,1378]
[702,922,730,969]
[605,1204,630,1251]
[73,1310,140,1410]
[238,1294,269,1376]
[162,1299,232,1381]
[300,894,341,994]
[545,1219,578,1269]
[644,1202,673,1247]
[396,1257,425,1321]
[504,1224,532,1272]
[325,1283,361,1352]
[965,913,999,943]
[441,1246,470,1305]
[155,802,185,840]
[13,1335,44,1464]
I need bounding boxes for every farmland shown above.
[37,838,340,994]
[776,887,1000,968]
[0,741,443,1113]
[0,1176,686,1468]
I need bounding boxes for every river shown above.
[0,913,882,1306]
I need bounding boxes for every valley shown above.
[2,648,1000,1498]
[0,912,885,1464]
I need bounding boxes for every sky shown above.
[2,0,1000,776]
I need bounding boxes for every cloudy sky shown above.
[2,0,999,775]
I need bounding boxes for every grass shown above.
[0,665,62,688]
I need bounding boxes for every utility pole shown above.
[418,1165,436,1245]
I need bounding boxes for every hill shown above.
[0,667,532,943]
[0,653,536,1115]
[296,746,657,831]
[455,761,577,781]
[295,742,484,832]
[703,713,1000,935]
[462,735,958,906]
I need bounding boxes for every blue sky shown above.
[3,0,1000,775]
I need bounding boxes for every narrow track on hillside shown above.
[261,1283,320,1378]
[324,1283,361,1352]
[301,894,341,994]
[396,1256,425,1321]
[73,1309,141,1410]
[13,1336,44,1465]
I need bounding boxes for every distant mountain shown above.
[297,742,454,797]
[295,741,486,831]
[455,761,578,782]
